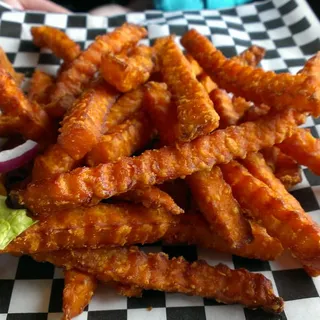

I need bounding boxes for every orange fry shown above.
[158,36,219,141]
[197,73,217,93]
[231,45,266,67]
[0,116,21,137]
[0,47,24,85]
[300,51,320,79]
[115,283,143,297]
[241,103,270,122]
[103,85,144,133]
[278,128,320,175]
[28,70,54,105]
[63,270,97,320]
[0,68,53,143]
[185,53,203,76]
[34,247,284,312]
[48,24,147,118]
[2,202,176,253]
[31,26,81,63]
[101,45,155,92]
[181,29,320,117]
[164,213,283,261]
[210,88,240,128]
[32,144,80,182]
[58,80,119,160]
[187,166,252,248]
[118,186,184,215]
[17,109,303,213]
[87,112,153,166]
[231,96,252,120]
[221,160,320,272]
[262,147,301,190]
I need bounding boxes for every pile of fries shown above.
[1,22,320,319]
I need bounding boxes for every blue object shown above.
[154,0,251,11]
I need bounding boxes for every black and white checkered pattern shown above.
[0,0,320,319]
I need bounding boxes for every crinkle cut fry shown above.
[0,68,53,143]
[58,80,119,160]
[0,47,24,85]
[48,23,147,118]
[87,111,153,165]
[163,213,283,261]
[17,109,304,213]
[101,45,155,92]
[2,202,177,253]
[32,144,79,182]
[34,247,284,312]
[31,26,81,63]
[187,167,252,248]
[118,186,184,215]
[102,85,144,134]
[277,128,320,176]
[181,29,320,117]
[63,269,97,320]
[28,70,55,105]
[220,160,320,271]
[262,147,301,190]
[158,36,219,141]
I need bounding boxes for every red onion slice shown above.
[0,140,38,173]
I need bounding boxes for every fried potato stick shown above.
[58,80,119,160]
[32,144,79,182]
[197,73,217,93]
[158,36,219,141]
[0,116,21,137]
[17,109,304,213]
[164,213,283,261]
[28,70,55,105]
[231,96,252,121]
[34,247,284,312]
[2,202,176,253]
[103,85,144,133]
[63,270,97,320]
[221,160,320,271]
[262,147,301,190]
[0,68,53,143]
[300,51,320,79]
[241,103,270,122]
[48,24,146,118]
[115,283,143,297]
[187,167,252,248]
[181,29,320,117]
[101,45,155,92]
[31,26,81,63]
[231,45,266,67]
[0,47,24,85]
[185,53,203,76]
[278,128,320,175]
[87,112,153,165]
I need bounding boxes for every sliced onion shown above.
[0,140,38,173]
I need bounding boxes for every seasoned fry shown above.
[115,283,143,297]
[0,68,53,143]
[232,96,252,120]
[231,45,266,67]
[118,186,184,215]
[0,47,24,85]
[221,160,320,271]
[241,103,270,122]
[28,70,54,105]
[103,85,144,133]
[278,128,320,175]
[0,116,21,137]
[34,247,284,312]
[197,73,217,93]
[48,24,147,118]
[187,167,252,247]
[300,51,320,79]
[32,144,79,182]
[63,270,97,320]
[101,45,155,92]
[87,112,153,166]
[58,80,119,160]
[164,213,283,261]
[185,53,203,76]
[210,88,240,128]
[143,81,178,145]
[158,36,219,141]
[31,26,81,63]
[17,109,304,213]
[181,29,320,117]
[262,147,301,190]
[2,203,176,253]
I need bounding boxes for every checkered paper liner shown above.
[0,0,320,319]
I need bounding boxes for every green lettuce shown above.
[0,195,37,249]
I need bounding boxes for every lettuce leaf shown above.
[0,195,37,249]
